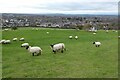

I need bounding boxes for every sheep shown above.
[13,38,17,41]
[4,29,9,31]
[93,41,101,47]
[69,36,72,39]
[93,33,96,34]
[5,40,11,44]
[46,32,49,34]
[0,40,6,44]
[50,43,66,53]
[26,46,42,56]
[2,40,11,44]
[21,43,29,47]
[19,38,25,41]
[75,36,78,40]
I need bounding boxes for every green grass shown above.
[1,28,118,78]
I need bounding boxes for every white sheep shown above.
[93,41,101,47]
[75,36,78,40]
[21,43,29,47]
[0,40,6,44]
[19,38,25,41]
[4,29,9,31]
[26,46,42,56]
[93,33,96,34]
[46,32,49,34]
[69,36,72,39]
[13,38,18,41]
[4,40,11,44]
[50,43,66,53]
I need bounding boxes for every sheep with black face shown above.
[93,41,101,47]
[50,43,66,53]
[26,46,42,56]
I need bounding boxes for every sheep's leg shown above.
[53,50,56,54]
[61,50,63,53]
[96,45,97,47]
[32,53,34,56]
[37,52,41,56]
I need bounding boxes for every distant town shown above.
[1,13,118,30]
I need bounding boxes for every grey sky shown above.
[0,0,119,14]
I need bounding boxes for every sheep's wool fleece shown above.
[53,43,65,51]
[28,46,42,53]
[95,42,101,45]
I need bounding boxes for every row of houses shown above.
[1,13,118,29]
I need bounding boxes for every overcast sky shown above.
[0,0,119,14]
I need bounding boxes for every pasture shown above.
[1,28,118,78]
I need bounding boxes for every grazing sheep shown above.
[26,46,42,56]
[93,33,96,34]
[4,29,9,31]
[21,43,29,47]
[6,40,11,44]
[69,36,72,39]
[75,36,78,40]
[46,32,49,34]
[13,38,17,41]
[50,43,66,53]
[0,40,10,44]
[0,40,6,44]
[93,41,101,47]
[19,38,25,41]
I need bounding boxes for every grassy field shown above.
[1,28,118,78]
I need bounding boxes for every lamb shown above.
[50,43,66,53]
[19,38,25,41]
[13,38,17,41]
[21,43,29,47]
[26,46,42,56]
[75,36,78,40]
[69,36,72,39]
[93,41,101,47]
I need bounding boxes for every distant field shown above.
[1,28,118,78]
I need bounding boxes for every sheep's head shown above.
[93,42,95,44]
[50,44,54,48]
[26,46,29,50]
